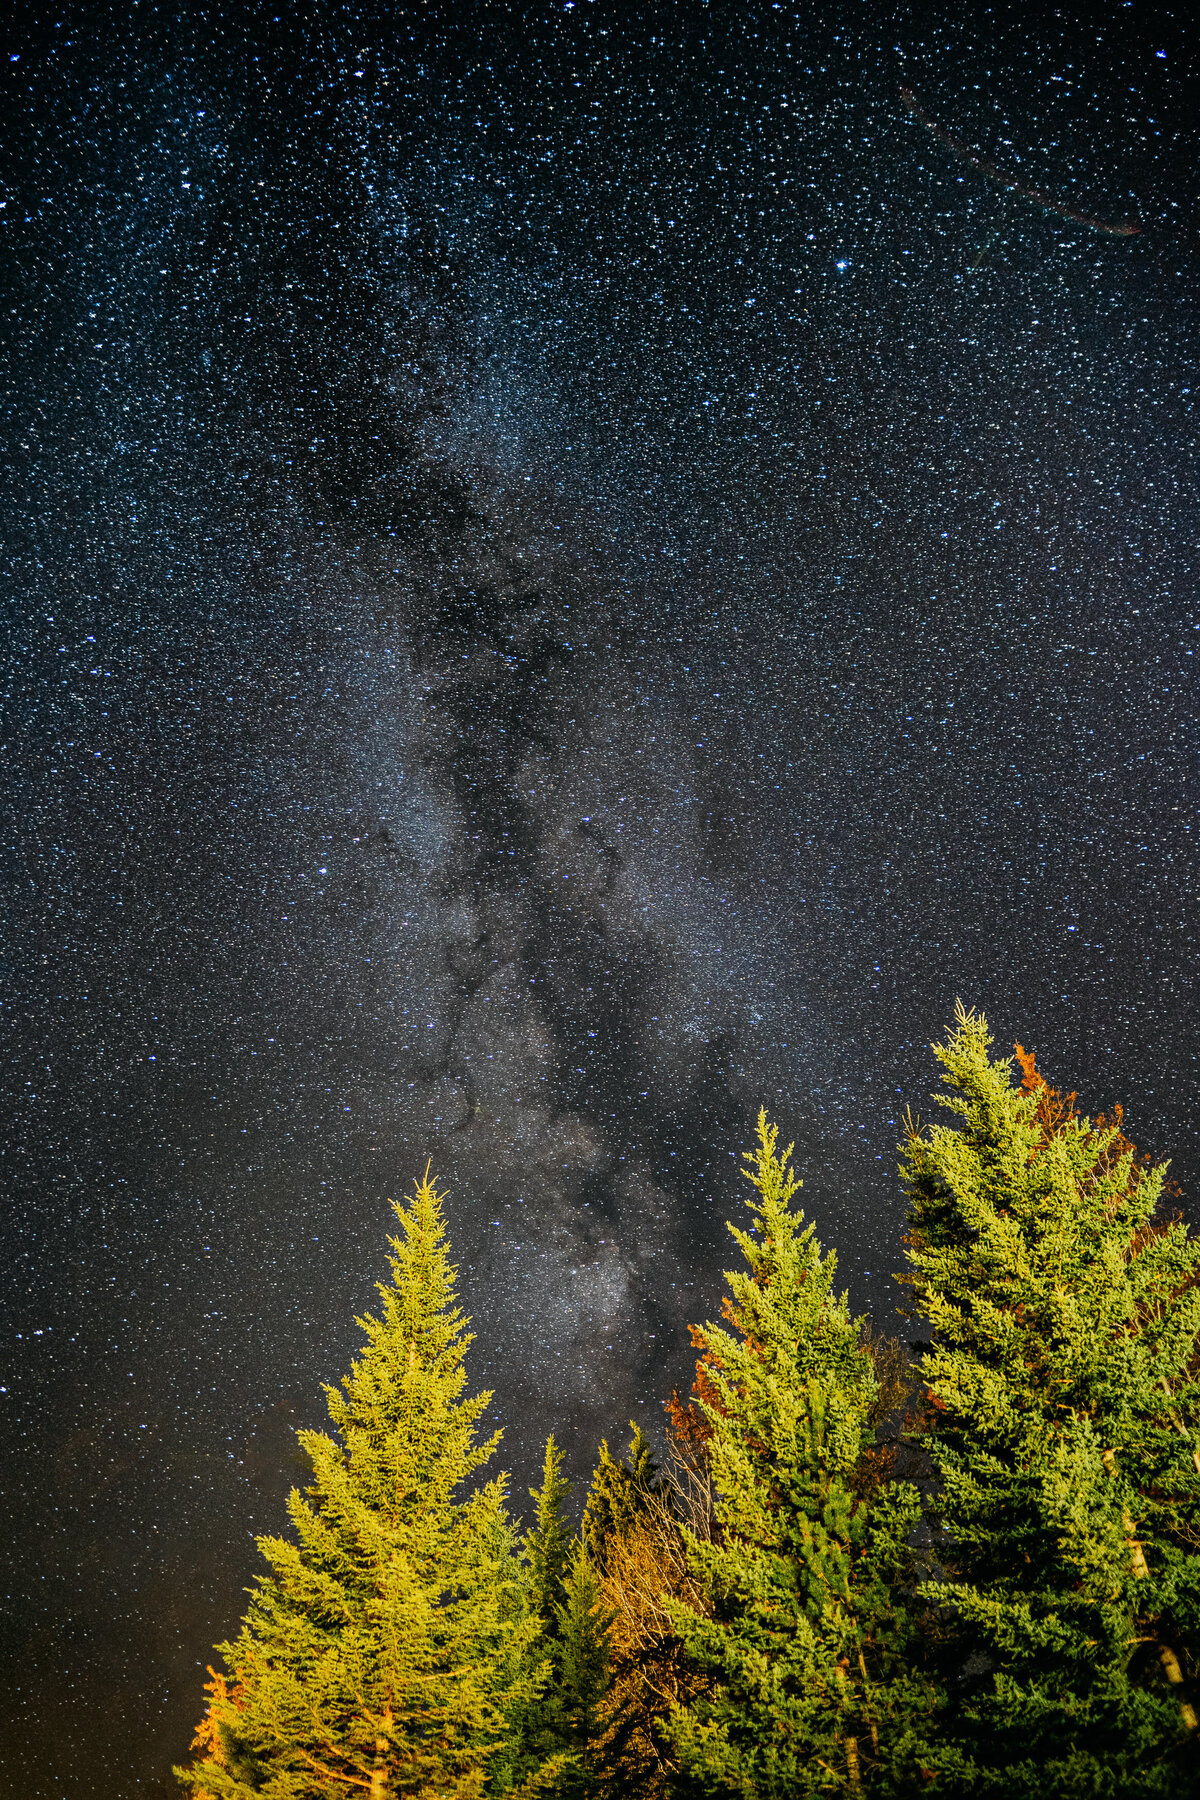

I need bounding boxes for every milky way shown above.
[2,4,1197,1792]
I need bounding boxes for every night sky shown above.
[3,2,1198,1792]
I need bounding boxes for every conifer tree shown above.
[518,1444,624,1799]
[552,1543,618,1799]
[666,1112,930,1799]
[526,1437,572,1632]
[902,1007,1200,1796]
[583,1427,662,1572]
[508,1439,577,1786]
[177,1166,545,1799]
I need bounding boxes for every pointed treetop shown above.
[526,1435,573,1628]
[175,1164,540,1800]
[740,1107,802,1218]
[714,1109,865,1400]
[904,1006,1168,1277]
[902,1011,1200,1450]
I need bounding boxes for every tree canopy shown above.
[902,1005,1200,1795]
[181,1023,1200,1799]
[178,1166,544,1799]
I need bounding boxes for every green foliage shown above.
[507,1439,580,1786]
[176,1166,546,1799]
[583,1426,663,1573]
[517,1448,625,1799]
[666,1112,931,1799]
[553,1543,619,1798]
[177,1028,1200,1800]
[903,1006,1200,1796]
[527,1437,573,1633]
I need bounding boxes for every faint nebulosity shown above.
[1,3,1197,1791]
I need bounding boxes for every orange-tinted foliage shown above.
[189,1666,229,1764]
[663,1318,729,1463]
[188,1663,244,1792]
[1014,1041,1180,1202]
[664,1385,712,1456]
[1013,1043,1079,1138]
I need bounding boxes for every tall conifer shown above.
[553,1544,618,1799]
[526,1437,572,1632]
[666,1112,930,1798]
[520,1443,623,1798]
[177,1167,544,1799]
[902,1007,1200,1795]
[509,1438,577,1785]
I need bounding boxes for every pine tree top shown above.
[665,1114,928,1800]
[903,1005,1200,1433]
[526,1435,572,1627]
[177,1167,536,1800]
[694,1110,875,1468]
[898,1007,1200,1783]
[307,1163,501,1529]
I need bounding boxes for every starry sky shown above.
[2,2,1197,1791]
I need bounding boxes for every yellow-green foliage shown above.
[177,1167,546,1799]
[903,1005,1200,1795]
[176,1026,1200,1800]
[666,1113,929,1799]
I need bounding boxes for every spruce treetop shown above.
[900,1007,1200,1790]
[177,1165,541,1800]
[696,1108,875,1487]
[526,1435,572,1629]
[667,1112,929,1800]
[319,1162,499,1511]
[903,1005,1199,1444]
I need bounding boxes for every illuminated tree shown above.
[176,1167,544,1799]
[583,1426,663,1568]
[902,1007,1200,1795]
[573,1426,690,1799]
[666,1113,931,1798]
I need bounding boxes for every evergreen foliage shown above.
[510,1438,582,1787]
[552,1543,619,1799]
[665,1111,931,1799]
[180,1029,1200,1799]
[518,1442,625,1798]
[902,1005,1200,1796]
[526,1437,573,1633]
[177,1166,545,1799]
[583,1428,663,1573]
